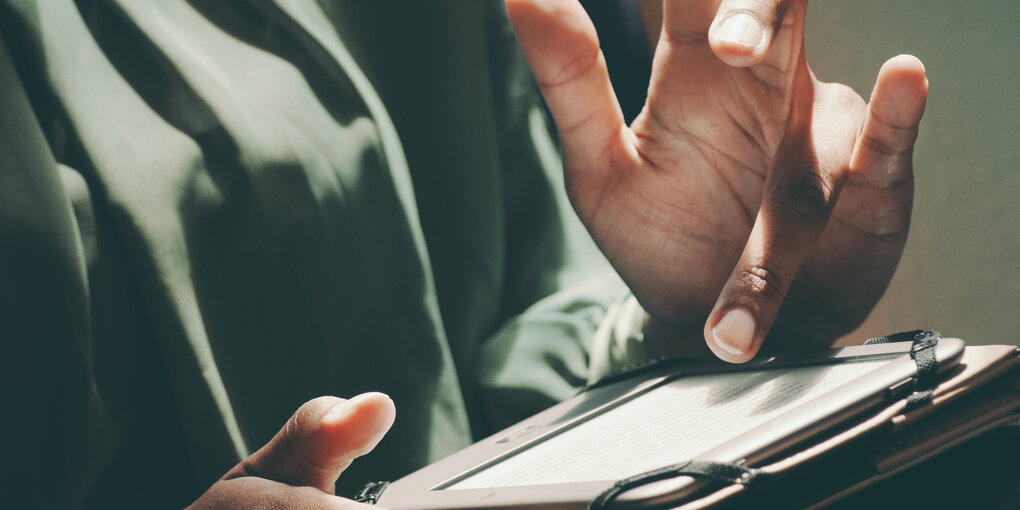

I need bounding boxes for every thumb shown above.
[226,393,396,494]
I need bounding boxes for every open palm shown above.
[507,0,928,362]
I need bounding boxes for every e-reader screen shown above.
[446,358,888,490]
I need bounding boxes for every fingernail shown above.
[717,13,763,49]
[712,308,756,355]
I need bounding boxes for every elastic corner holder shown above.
[353,480,390,505]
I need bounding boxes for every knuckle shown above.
[278,396,340,444]
[749,0,781,16]
[543,47,602,89]
[862,134,911,158]
[279,398,330,444]
[870,109,923,132]
[738,264,784,301]
[664,25,706,46]
[295,396,340,426]
[769,171,835,227]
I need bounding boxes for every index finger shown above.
[704,84,863,362]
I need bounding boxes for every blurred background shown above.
[802,0,1020,347]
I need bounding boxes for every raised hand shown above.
[506,0,928,362]
[189,393,395,509]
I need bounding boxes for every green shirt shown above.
[0,1,646,507]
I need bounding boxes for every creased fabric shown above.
[0,1,647,507]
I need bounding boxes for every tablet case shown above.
[593,331,1020,510]
[358,331,1020,509]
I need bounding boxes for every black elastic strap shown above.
[352,480,389,505]
[904,330,941,411]
[589,460,768,510]
[866,329,941,411]
[863,329,927,346]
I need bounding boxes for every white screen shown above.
[449,360,886,489]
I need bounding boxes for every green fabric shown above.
[0,1,645,508]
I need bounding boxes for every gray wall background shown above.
[803,1,1020,346]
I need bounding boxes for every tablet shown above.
[376,339,965,510]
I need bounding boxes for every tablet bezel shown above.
[376,339,965,510]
